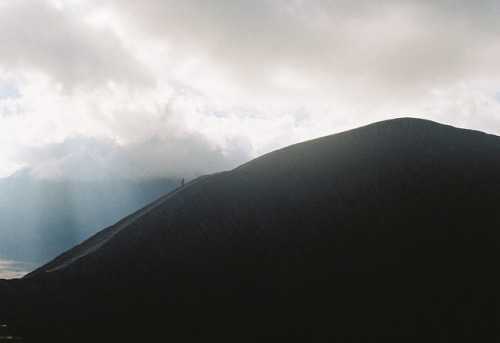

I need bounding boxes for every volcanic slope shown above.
[0,118,499,342]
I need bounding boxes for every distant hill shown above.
[0,170,181,265]
[0,118,499,342]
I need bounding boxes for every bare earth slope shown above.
[0,118,499,342]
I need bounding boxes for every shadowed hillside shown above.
[0,173,181,265]
[0,118,499,342]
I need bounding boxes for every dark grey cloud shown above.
[17,133,250,181]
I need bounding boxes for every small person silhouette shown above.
[181,178,184,187]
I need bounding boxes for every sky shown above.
[0,0,499,180]
[0,259,36,278]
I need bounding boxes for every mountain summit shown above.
[1,118,499,342]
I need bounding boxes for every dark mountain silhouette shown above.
[0,172,181,265]
[0,118,499,342]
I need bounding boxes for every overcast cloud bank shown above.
[0,0,499,179]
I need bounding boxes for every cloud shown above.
[0,0,151,91]
[0,0,499,179]
[0,259,35,279]
[18,132,250,181]
[95,0,500,103]
[79,0,500,135]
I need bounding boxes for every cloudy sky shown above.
[0,0,499,180]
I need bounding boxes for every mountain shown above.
[0,171,182,266]
[0,118,499,342]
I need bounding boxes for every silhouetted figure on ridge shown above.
[181,178,184,187]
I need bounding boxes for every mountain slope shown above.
[0,118,499,342]
[0,172,181,265]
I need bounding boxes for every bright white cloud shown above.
[0,0,499,179]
